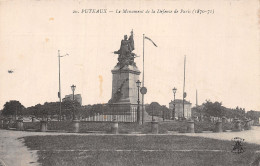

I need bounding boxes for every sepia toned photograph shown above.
[0,0,260,165]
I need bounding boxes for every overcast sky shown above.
[0,0,259,111]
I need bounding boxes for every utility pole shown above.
[142,34,145,124]
[58,50,69,121]
[58,50,61,121]
[183,55,186,119]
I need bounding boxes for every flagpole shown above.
[143,34,145,87]
[58,50,61,121]
[142,34,145,124]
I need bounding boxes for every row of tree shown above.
[145,101,260,122]
[192,100,259,122]
[1,100,260,122]
[0,100,109,120]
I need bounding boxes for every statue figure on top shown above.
[114,30,137,67]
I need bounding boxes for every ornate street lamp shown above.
[71,84,76,120]
[136,80,141,124]
[172,87,177,120]
[71,84,76,100]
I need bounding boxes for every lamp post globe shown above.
[136,80,141,88]
[172,87,177,94]
[71,84,76,100]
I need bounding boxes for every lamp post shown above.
[58,50,69,121]
[183,92,186,120]
[71,84,76,100]
[172,87,177,120]
[71,84,76,120]
[136,80,141,124]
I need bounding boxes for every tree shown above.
[161,105,170,120]
[203,100,224,118]
[145,102,170,119]
[146,102,161,116]
[191,105,205,121]
[246,110,260,122]
[34,104,44,118]
[223,107,234,118]
[62,100,81,119]
[2,100,25,117]
[21,100,84,120]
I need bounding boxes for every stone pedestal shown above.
[187,120,195,133]
[111,121,119,134]
[72,120,80,133]
[32,117,36,122]
[232,118,242,132]
[16,119,24,131]
[40,120,48,132]
[151,121,159,134]
[214,120,223,132]
[111,65,140,104]
[109,65,141,123]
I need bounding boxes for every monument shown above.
[108,30,141,123]
[109,30,141,104]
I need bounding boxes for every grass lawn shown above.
[22,135,260,166]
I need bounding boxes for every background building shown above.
[169,99,192,119]
[62,94,82,105]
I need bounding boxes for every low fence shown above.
[83,104,139,123]
[0,117,255,134]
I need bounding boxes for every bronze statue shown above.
[114,30,137,67]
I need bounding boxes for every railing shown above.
[82,104,139,122]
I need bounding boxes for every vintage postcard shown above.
[0,0,259,165]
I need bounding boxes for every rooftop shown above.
[169,99,192,104]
